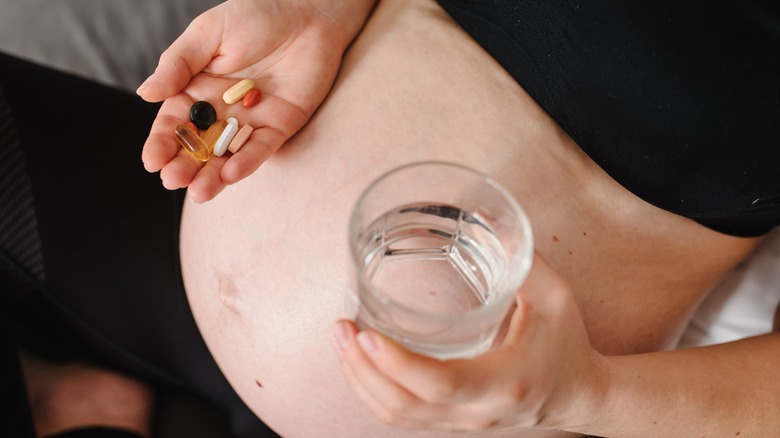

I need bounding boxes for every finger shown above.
[141,98,193,173]
[220,127,284,184]
[517,251,569,303]
[159,150,205,190]
[221,97,310,185]
[340,357,457,431]
[350,329,477,405]
[358,332,544,431]
[186,155,229,203]
[342,327,504,431]
[503,251,570,344]
[137,11,223,102]
[335,322,430,427]
[353,320,535,406]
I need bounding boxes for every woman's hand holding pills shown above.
[137,0,376,202]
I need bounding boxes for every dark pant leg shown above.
[0,52,273,438]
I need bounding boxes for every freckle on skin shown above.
[567,250,572,255]
[256,379,263,388]
[552,235,559,243]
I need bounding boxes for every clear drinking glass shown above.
[347,161,534,359]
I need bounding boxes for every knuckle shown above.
[465,418,500,431]
[503,381,532,404]
[382,396,415,420]
[374,409,397,425]
[424,378,458,403]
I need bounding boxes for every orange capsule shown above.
[174,125,210,162]
[201,119,228,152]
[242,88,262,108]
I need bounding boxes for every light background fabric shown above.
[0,0,221,91]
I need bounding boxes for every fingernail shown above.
[136,77,151,95]
[333,322,350,350]
[357,332,379,356]
[332,336,344,359]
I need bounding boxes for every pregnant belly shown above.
[178,152,583,438]
[176,1,751,431]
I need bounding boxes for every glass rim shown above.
[348,160,535,321]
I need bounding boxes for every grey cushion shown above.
[0,0,220,91]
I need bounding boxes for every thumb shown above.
[500,251,570,347]
[136,13,223,102]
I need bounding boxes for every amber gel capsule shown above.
[201,119,228,152]
[175,125,210,162]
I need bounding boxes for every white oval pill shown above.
[222,79,255,104]
[213,117,239,157]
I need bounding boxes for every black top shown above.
[436,0,780,237]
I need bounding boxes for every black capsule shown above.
[190,101,217,130]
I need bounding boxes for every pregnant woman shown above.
[3,0,778,437]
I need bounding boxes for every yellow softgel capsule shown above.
[174,125,210,162]
[223,79,255,104]
[201,119,228,152]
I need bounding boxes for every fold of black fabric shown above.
[47,427,143,438]
[436,0,780,236]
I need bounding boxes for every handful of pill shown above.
[223,79,255,105]
[175,78,259,161]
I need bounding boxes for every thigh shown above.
[0,52,272,438]
[0,51,186,380]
